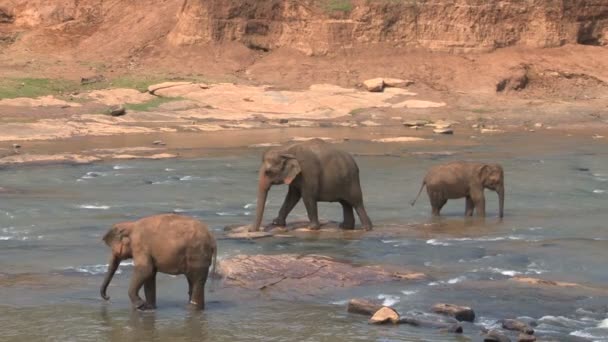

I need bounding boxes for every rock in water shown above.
[517,333,536,342]
[363,78,384,92]
[501,319,534,335]
[433,128,454,134]
[347,298,384,315]
[431,303,475,322]
[484,330,511,342]
[369,307,400,324]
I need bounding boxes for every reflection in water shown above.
[0,135,607,340]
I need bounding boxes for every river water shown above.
[1,130,607,341]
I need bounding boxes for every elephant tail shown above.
[410,181,426,206]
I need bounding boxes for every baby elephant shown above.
[100,214,217,310]
[411,162,504,218]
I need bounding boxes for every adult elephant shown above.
[411,161,504,218]
[100,214,217,310]
[251,139,373,232]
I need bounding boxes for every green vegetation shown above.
[0,78,78,99]
[322,0,353,12]
[0,75,208,100]
[349,107,367,116]
[123,97,184,112]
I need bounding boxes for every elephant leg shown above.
[339,200,355,229]
[187,276,193,301]
[129,263,153,310]
[430,192,447,216]
[143,272,157,309]
[353,202,373,231]
[273,186,301,226]
[302,194,320,229]
[465,196,475,216]
[189,267,209,310]
[471,190,486,217]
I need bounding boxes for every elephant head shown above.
[100,222,134,300]
[479,164,505,218]
[251,149,301,231]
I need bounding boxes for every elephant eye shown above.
[264,169,273,176]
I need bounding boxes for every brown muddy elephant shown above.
[251,138,373,232]
[411,161,504,218]
[100,214,217,310]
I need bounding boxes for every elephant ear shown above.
[102,223,132,246]
[281,153,301,185]
[477,164,491,185]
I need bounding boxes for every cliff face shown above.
[1,0,607,58]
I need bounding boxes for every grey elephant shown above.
[100,214,217,310]
[251,138,373,232]
[411,161,504,218]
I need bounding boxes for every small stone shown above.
[80,75,105,85]
[483,330,511,342]
[152,140,165,146]
[278,119,289,124]
[480,128,504,134]
[109,105,126,117]
[434,128,454,135]
[369,306,400,324]
[363,78,384,92]
[432,303,475,322]
[12,144,21,149]
[517,333,536,342]
[534,123,543,128]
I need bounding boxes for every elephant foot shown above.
[271,217,287,227]
[136,302,156,311]
[339,222,355,230]
[307,222,321,230]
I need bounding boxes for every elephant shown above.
[251,138,373,232]
[411,161,504,218]
[100,214,217,310]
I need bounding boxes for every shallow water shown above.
[1,132,608,341]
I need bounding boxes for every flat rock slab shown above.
[224,220,368,240]
[218,254,426,295]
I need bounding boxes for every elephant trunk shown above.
[100,255,120,300]
[497,185,504,218]
[252,167,271,232]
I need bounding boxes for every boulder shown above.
[369,307,400,324]
[496,67,529,92]
[383,78,414,88]
[109,105,126,117]
[363,78,384,92]
[431,303,475,322]
[501,319,534,335]
[217,254,426,295]
[347,298,384,315]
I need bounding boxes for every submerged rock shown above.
[501,319,534,335]
[432,303,475,322]
[484,330,511,342]
[217,254,426,295]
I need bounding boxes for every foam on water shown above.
[112,165,133,170]
[593,189,606,194]
[426,239,451,246]
[63,261,134,275]
[401,290,418,296]
[243,203,255,209]
[598,319,608,328]
[377,294,400,306]
[77,204,110,210]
